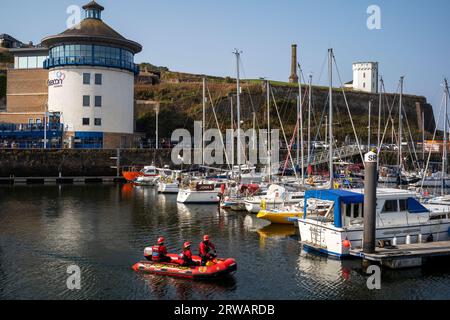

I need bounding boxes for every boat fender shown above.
[342,239,351,248]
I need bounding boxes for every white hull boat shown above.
[296,188,450,258]
[158,182,179,194]
[177,189,219,204]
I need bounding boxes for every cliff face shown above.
[135,77,436,144]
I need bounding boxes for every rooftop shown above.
[41,1,142,54]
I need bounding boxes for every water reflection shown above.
[1,184,450,299]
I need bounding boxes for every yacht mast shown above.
[308,75,312,168]
[233,49,242,178]
[398,76,404,173]
[328,48,334,188]
[443,78,449,194]
[368,99,372,150]
[202,77,206,166]
[267,80,271,183]
[297,63,304,183]
[377,76,383,169]
[230,95,234,166]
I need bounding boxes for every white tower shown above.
[352,62,378,93]
[42,1,142,148]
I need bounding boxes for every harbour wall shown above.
[0,149,173,177]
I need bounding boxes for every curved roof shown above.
[82,1,105,11]
[41,11,142,54]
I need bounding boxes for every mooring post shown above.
[116,148,121,177]
[363,151,378,255]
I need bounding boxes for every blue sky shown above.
[1,0,450,124]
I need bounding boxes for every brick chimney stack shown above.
[289,44,299,83]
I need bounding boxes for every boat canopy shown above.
[304,189,364,228]
[407,198,429,214]
[303,190,430,227]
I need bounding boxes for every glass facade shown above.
[15,55,48,69]
[45,44,138,74]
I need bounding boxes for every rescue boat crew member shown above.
[199,235,216,266]
[152,237,171,263]
[179,242,197,267]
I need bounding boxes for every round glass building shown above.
[41,1,142,148]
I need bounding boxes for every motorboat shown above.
[133,166,160,186]
[257,198,329,225]
[132,247,237,280]
[294,188,450,258]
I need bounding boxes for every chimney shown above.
[289,44,299,83]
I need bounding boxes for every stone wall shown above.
[0,149,173,177]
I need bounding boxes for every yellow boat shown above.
[257,224,296,238]
[256,210,301,225]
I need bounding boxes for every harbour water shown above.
[0,184,450,300]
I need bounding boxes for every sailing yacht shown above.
[176,179,228,204]
[244,184,304,213]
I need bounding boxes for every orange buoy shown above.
[342,239,351,248]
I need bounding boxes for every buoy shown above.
[418,234,423,243]
[406,234,411,244]
[342,239,351,248]
[392,236,397,246]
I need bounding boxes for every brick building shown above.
[0,1,143,149]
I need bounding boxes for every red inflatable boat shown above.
[132,253,237,280]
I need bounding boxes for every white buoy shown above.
[392,236,397,246]
[406,234,411,245]
[418,234,423,243]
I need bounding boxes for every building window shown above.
[82,118,90,126]
[83,73,91,85]
[83,95,90,107]
[94,118,102,126]
[363,72,366,78]
[95,73,102,85]
[363,82,366,88]
[95,96,102,107]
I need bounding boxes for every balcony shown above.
[43,56,139,75]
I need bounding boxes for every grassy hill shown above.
[135,66,434,146]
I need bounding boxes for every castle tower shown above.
[289,44,299,83]
[41,1,142,148]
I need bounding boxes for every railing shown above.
[0,123,64,132]
[276,145,366,170]
[44,57,140,74]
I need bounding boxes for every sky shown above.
[1,0,450,126]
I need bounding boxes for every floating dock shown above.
[350,240,450,269]
[0,176,126,185]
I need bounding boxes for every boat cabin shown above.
[303,188,430,228]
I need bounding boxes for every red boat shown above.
[122,166,158,182]
[132,253,237,280]
[122,171,143,182]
